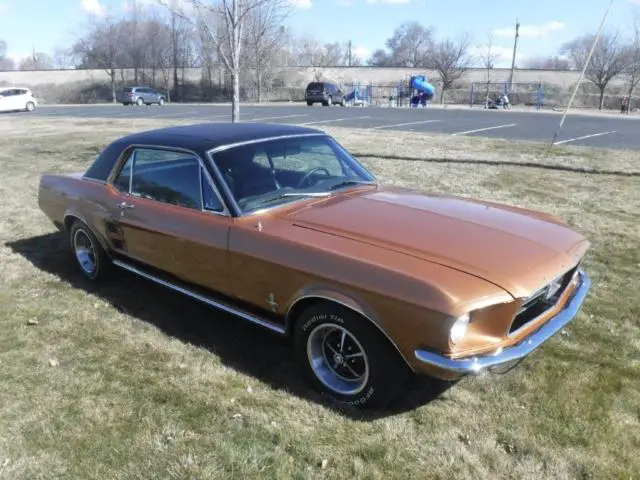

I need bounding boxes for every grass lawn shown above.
[0,116,638,479]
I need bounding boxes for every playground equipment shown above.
[470,81,544,110]
[343,75,436,108]
[409,75,436,107]
[344,84,372,106]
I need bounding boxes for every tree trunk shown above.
[257,69,263,103]
[627,81,636,115]
[110,69,116,103]
[440,87,446,104]
[232,68,240,122]
[599,88,605,110]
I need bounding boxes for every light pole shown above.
[508,19,520,92]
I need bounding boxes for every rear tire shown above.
[306,101,313,106]
[25,101,35,112]
[293,302,409,409]
[158,98,165,106]
[136,98,144,106]
[68,220,112,281]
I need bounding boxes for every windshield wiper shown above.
[257,191,332,206]
[329,180,375,191]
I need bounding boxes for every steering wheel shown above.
[296,166,331,188]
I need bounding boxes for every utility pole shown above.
[347,40,352,66]
[32,46,38,70]
[508,19,520,92]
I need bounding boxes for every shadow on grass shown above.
[6,231,455,420]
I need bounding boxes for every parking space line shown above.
[553,130,616,145]
[450,124,516,136]
[248,114,308,121]
[150,110,205,118]
[369,120,440,129]
[299,116,370,126]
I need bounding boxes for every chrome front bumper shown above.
[414,270,592,374]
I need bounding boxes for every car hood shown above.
[285,187,589,298]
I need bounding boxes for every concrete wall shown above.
[1,65,621,88]
[0,66,629,108]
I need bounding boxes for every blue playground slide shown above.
[411,75,435,98]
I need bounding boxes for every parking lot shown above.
[4,102,638,149]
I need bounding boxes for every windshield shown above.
[209,135,376,214]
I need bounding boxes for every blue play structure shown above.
[344,84,372,105]
[410,75,436,107]
[342,75,436,107]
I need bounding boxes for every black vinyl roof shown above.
[83,122,325,182]
[121,122,323,151]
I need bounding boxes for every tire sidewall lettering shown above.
[336,386,375,407]
[301,311,344,333]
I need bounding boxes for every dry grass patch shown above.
[0,116,638,479]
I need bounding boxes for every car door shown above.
[105,146,234,296]
[14,89,27,109]
[0,89,15,111]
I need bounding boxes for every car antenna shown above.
[543,0,616,161]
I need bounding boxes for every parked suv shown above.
[304,81,346,107]
[0,87,38,113]
[120,86,166,106]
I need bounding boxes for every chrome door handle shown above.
[116,201,135,209]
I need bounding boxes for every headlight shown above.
[450,313,470,344]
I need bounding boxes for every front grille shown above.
[509,265,579,335]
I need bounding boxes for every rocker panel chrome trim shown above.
[112,260,286,335]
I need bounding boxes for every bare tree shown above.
[432,32,473,104]
[522,55,571,70]
[561,30,627,110]
[52,47,75,69]
[122,0,145,83]
[367,48,393,67]
[144,13,175,91]
[622,15,640,113]
[19,52,54,70]
[0,40,15,70]
[159,0,292,122]
[479,32,501,108]
[244,3,289,102]
[384,21,434,67]
[72,16,126,103]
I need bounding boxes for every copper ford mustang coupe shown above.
[38,122,592,408]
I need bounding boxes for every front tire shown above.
[158,98,165,106]
[294,303,409,408]
[69,220,112,281]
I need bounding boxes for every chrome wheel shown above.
[307,324,369,396]
[73,229,97,275]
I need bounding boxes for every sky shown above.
[0,0,639,67]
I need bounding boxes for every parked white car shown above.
[0,87,38,113]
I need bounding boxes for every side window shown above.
[113,153,133,193]
[130,148,202,210]
[201,169,224,213]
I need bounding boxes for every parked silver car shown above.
[120,86,166,106]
